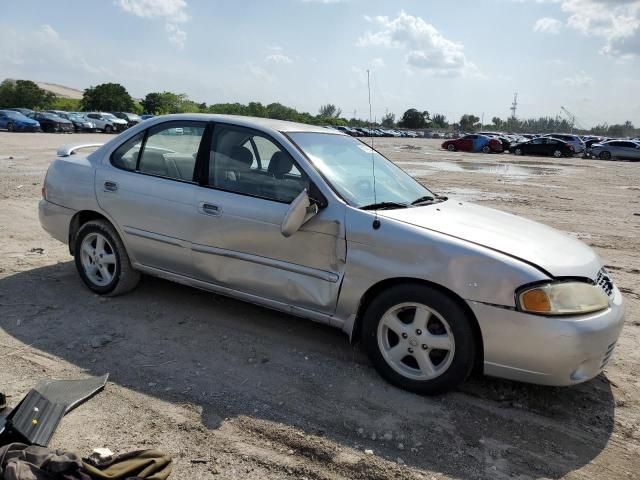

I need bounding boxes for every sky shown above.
[1,0,639,127]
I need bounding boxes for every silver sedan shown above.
[588,140,640,161]
[39,114,624,394]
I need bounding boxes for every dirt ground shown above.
[1,132,639,480]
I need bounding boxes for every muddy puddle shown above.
[397,160,567,178]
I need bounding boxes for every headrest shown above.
[267,151,294,178]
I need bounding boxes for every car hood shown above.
[379,200,601,279]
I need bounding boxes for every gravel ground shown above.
[1,132,639,479]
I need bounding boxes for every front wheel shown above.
[7,122,14,132]
[482,145,491,154]
[74,220,140,296]
[447,144,456,152]
[514,148,523,156]
[553,149,562,158]
[362,284,476,394]
[104,125,113,134]
[599,151,612,160]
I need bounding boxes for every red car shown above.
[441,134,503,153]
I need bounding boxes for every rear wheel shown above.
[362,284,476,394]
[447,144,456,152]
[553,149,562,158]
[599,151,612,160]
[7,122,14,132]
[514,147,523,156]
[482,145,491,154]
[104,124,113,134]
[74,220,140,296]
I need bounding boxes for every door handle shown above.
[199,202,222,216]
[104,181,118,192]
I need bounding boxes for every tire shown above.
[553,149,562,158]
[104,124,113,134]
[362,284,476,395]
[447,144,456,152]
[74,220,140,296]
[599,151,612,160]
[482,145,491,154]
[514,148,523,156]
[7,122,14,132]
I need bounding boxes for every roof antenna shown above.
[367,69,380,230]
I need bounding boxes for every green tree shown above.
[381,112,395,128]
[81,83,134,112]
[431,113,448,129]
[0,79,55,109]
[458,114,481,132]
[141,91,188,114]
[398,109,430,129]
[49,97,81,111]
[318,103,342,119]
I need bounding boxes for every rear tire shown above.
[7,122,14,132]
[447,144,456,152]
[362,284,476,395]
[599,151,612,160]
[514,148,523,156]
[482,145,491,154]
[553,149,562,158]
[74,220,140,296]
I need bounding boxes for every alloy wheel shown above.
[377,302,455,381]
[80,232,117,286]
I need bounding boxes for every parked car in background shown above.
[588,140,640,161]
[543,133,586,154]
[28,112,73,133]
[442,134,503,153]
[511,137,575,157]
[38,114,624,394]
[140,114,155,121]
[83,112,127,133]
[0,110,41,132]
[111,112,141,128]
[45,111,96,132]
[6,107,34,117]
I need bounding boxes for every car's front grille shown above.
[595,267,614,298]
[601,341,617,369]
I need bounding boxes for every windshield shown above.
[102,113,117,120]
[288,132,434,208]
[1,111,26,120]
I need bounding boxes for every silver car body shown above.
[39,114,624,387]
[589,140,640,160]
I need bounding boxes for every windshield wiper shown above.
[360,201,409,210]
[411,195,448,206]
[411,195,435,205]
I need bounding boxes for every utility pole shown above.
[510,92,518,119]
[481,112,484,129]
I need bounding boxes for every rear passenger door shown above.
[95,121,207,276]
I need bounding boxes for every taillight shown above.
[41,185,47,200]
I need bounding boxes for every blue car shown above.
[0,110,41,132]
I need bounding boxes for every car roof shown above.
[141,113,346,135]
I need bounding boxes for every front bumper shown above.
[39,199,75,245]
[469,287,624,386]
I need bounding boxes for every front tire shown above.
[7,122,14,132]
[447,144,456,152]
[599,151,612,160]
[362,284,476,395]
[74,220,140,296]
[104,125,113,134]
[553,149,562,158]
[482,145,491,154]
[514,147,523,156]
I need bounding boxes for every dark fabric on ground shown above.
[81,450,171,480]
[0,442,88,480]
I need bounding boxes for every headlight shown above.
[518,282,609,316]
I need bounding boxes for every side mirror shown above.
[281,189,319,238]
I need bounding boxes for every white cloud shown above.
[371,58,385,68]
[115,0,190,48]
[165,23,186,49]
[561,71,594,87]
[265,54,293,64]
[533,17,563,33]
[115,0,189,22]
[357,11,476,77]
[0,25,113,79]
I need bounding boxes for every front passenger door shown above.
[191,123,346,315]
